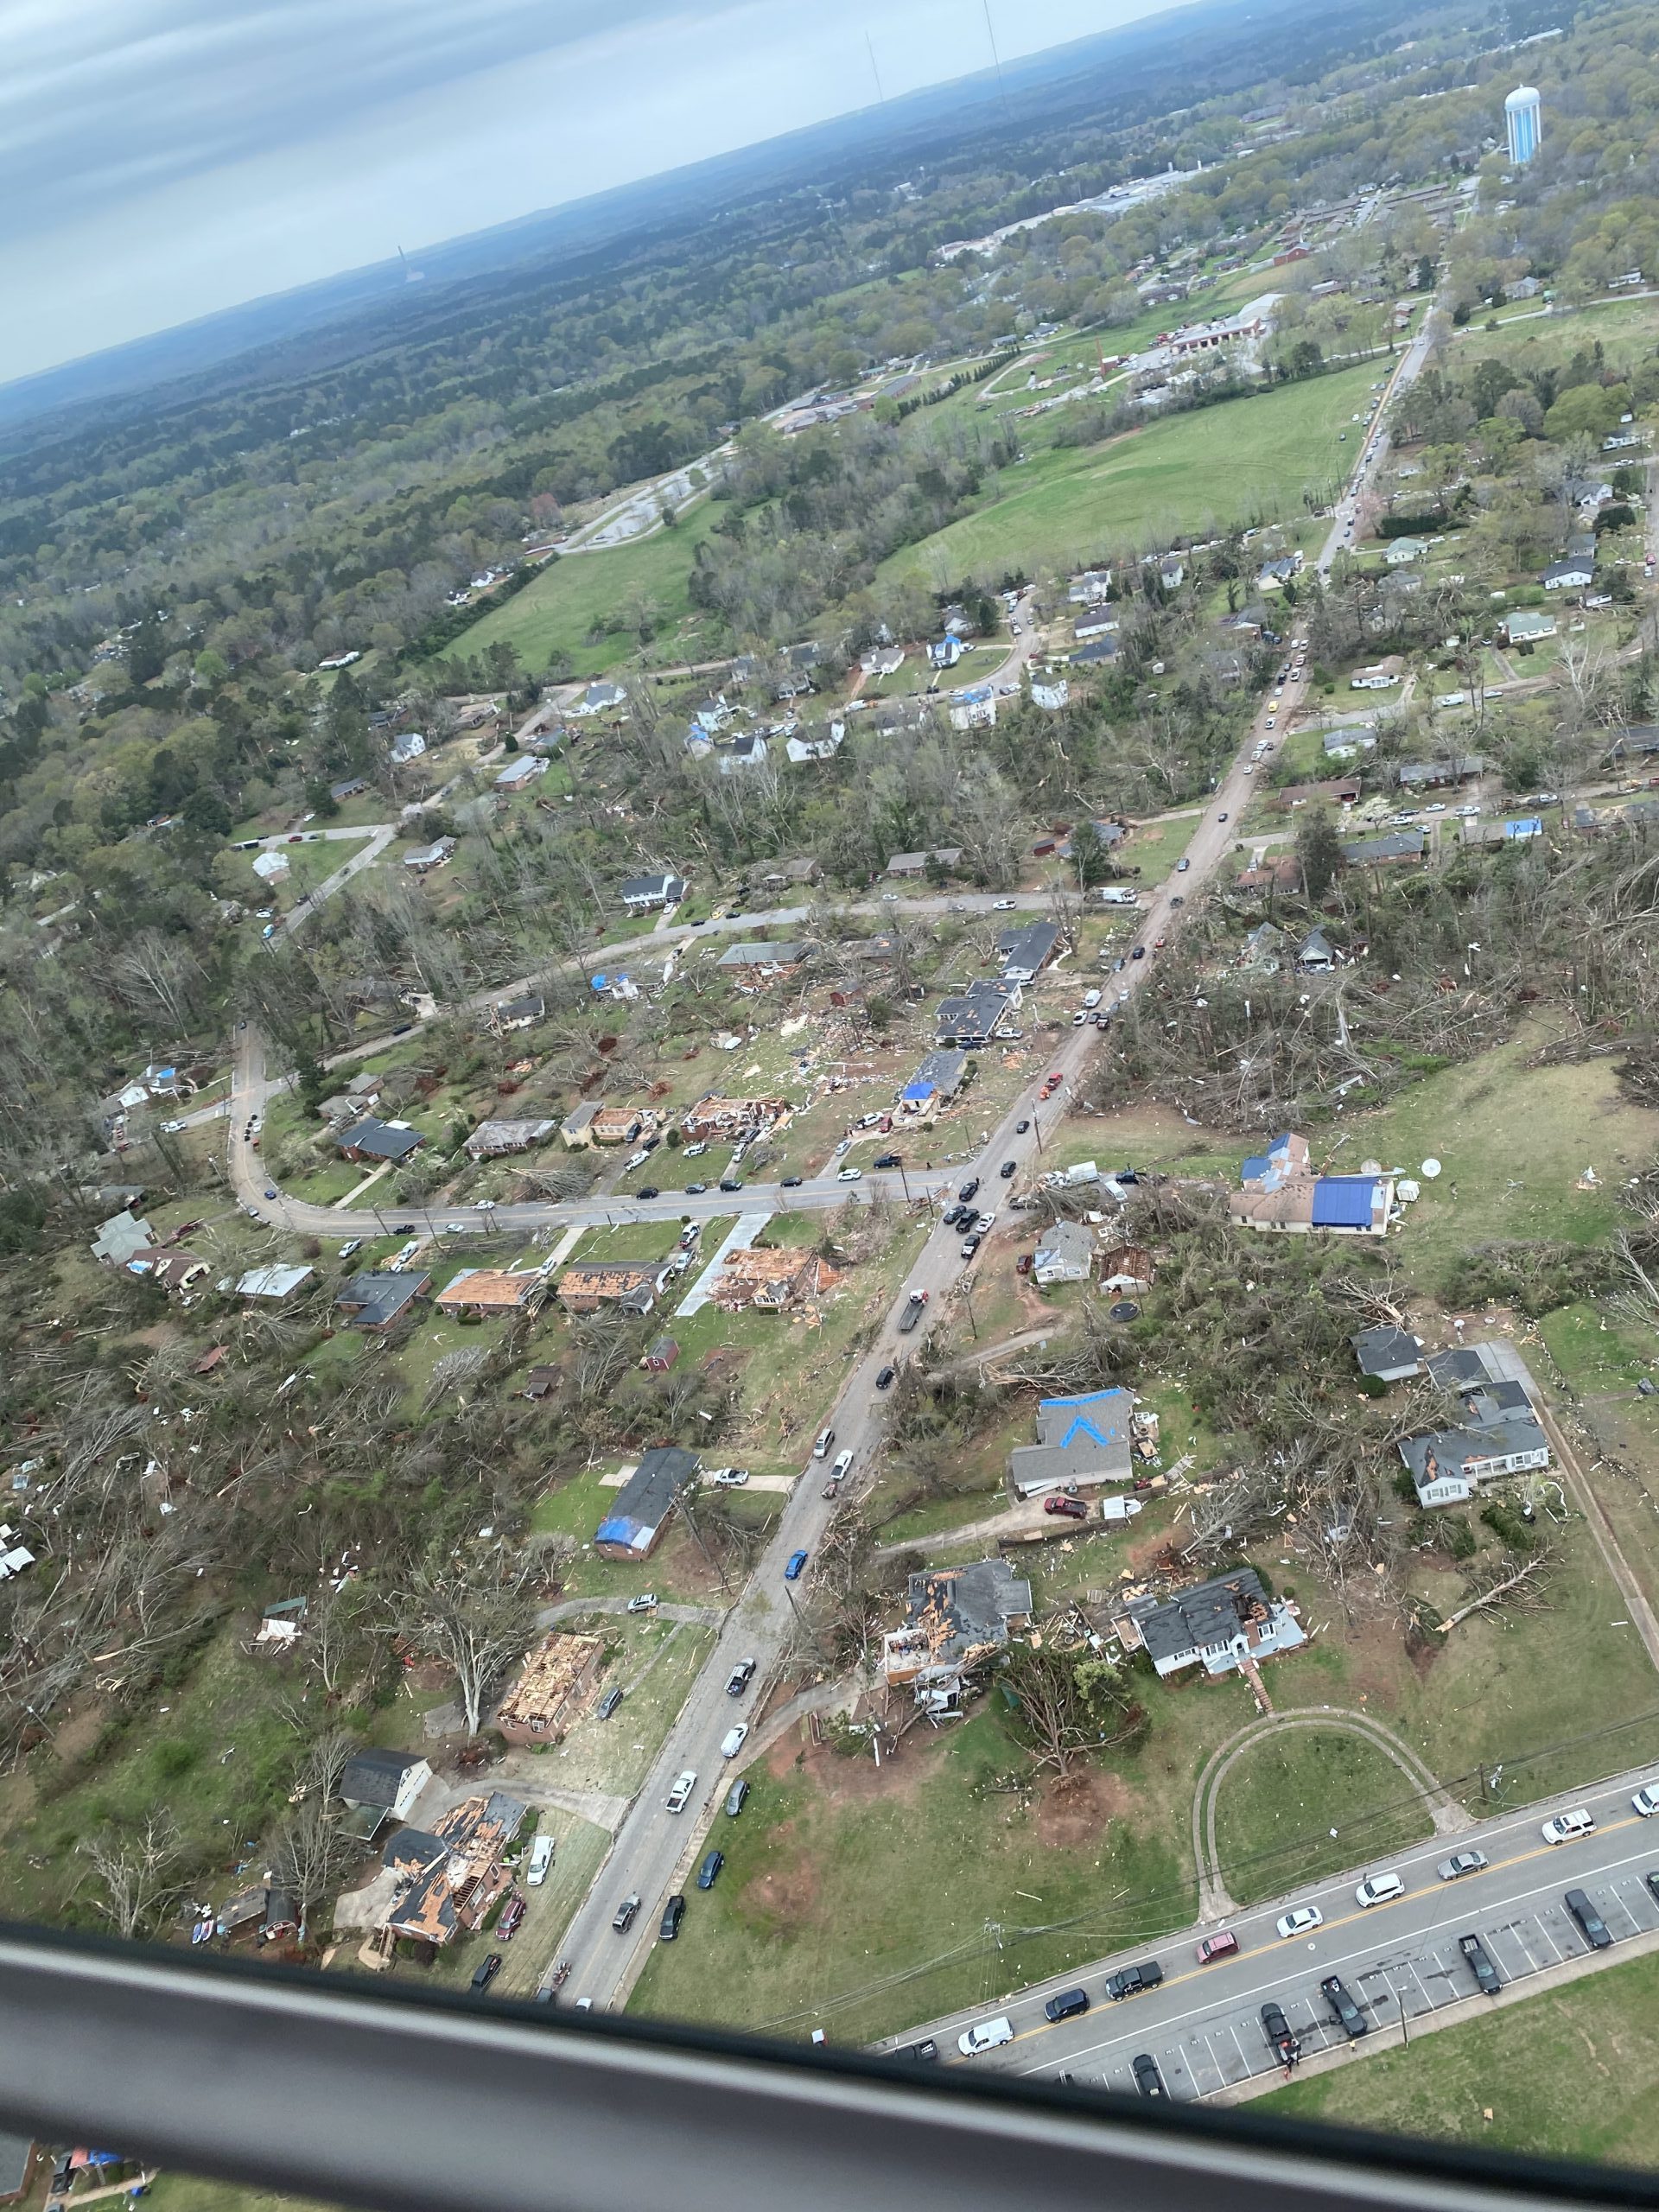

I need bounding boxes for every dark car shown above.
[470,1953,502,1993]
[685,1181,707,1195]
[391,1022,415,1036]
[727,1658,757,1695]
[725,1778,749,1818]
[637,1185,659,1200]
[1000,1160,1017,1179]
[781,1175,803,1187]
[1044,1494,1088,1520]
[718,1178,744,1193]
[496,1894,526,1942]
[659,1894,686,1942]
[960,1234,982,1259]
[958,1178,980,1203]
[1131,2054,1166,2099]
[1260,2001,1299,2062]
[391,1224,415,1235]
[901,2039,939,2063]
[1130,945,1146,960]
[613,1894,640,1933]
[596,1685,624,1720]
[697,1849,725,1891]
[1566,1889,1612,1948]
[1045,1987,1090,2023]
[875,1365,896,1389]
[1647,1870,1659,1908]
[1321,1976,1368,2039]
[1016,1119,1030,1134]
[873,1153,900,1169]
[1459,1933,1501,1995]
[1105,1961,1163,2002]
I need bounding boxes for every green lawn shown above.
[1211,1728,1436,1906]
[449,505,724,679]
[1257,1944,1659,2167]
[143,2176,342,2212]
[1117,813,1200,886]
[880,362,1379,588]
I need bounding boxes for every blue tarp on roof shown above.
[900,1082,933,1103]
[594,1515,643,1548]
[1504,817,1543,839]
[1311,1177,1379,1230]
[1038,1387,1131,1451]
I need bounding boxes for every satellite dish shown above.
[1359,1158,1382,1177]
[1421,1157,1442,1179]
[1397,1179,1421,1203]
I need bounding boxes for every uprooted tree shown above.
[1000,1636,1147,1778]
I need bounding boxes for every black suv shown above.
[659,1894,686,1942]
[1566,1889,1613,1949]
[1044,1987,1090,2023]
[1131,2054,1166,2099]
[1459,1934,1501,1995]
[470,1953,501,1993]
[1260,2001,1300,2063]
[1321,1976,1368,2039]
[1105,1961,1163,2002]
[958,1178,980,1203]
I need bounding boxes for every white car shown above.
[683,1141,709,1158]
[1542,1807,1596,1844]
[957,2016,1014,2056]
[626,1593,658,1614]
[992,899,1019,912]
[1276,1905,1324,1939]
[526,1835,555,1886]
[707,1466,750,1489]
[837,1166,863,1182]
[665,1770,697,1813]
[1355,1871,1405,1909]
[721,1723,749,1760]
[835,1138,851,1156]
[159,1118,188,1134]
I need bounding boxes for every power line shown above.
[981,0,1011,124]
[864,30,886,105]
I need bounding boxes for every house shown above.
[1236,855,1302,894]
[760,857,822,889]
[948,686,997,732]
[594,1446,702,1560]
[493,754,548,791]
[129,1250,210,1294]
[251,849,290,885]
[644,1335,680,1372]
[694,694,734,734]
[1399,1380,1550,1507]
[1009,1387,1135,1498]
[1399,755,1485,790]
[1343,830,1426,868]
[1238,920,1283,973]
[389,732,427,766]
[1503,607,1556,645]
[1071,637,1118,666]
[560,1101,602,1148]
[1256,555,1302,591]
[464,1118,557,1159]
[1277,777,1359,810]
[681,1095,790,1142]
[900,1048,968,1113]
[1074,613,1117,642]
[1117,1567,1306,1680]
[1099,1243,1155,1294]
[493,1631,605,1745]
[334,1269,431,1331]
[1230,1131,1393,1237]
[340,1749,432,1833]
[1158,559,1185,591]
[338,1116,425,1165]
[861,645,906,678]
[996,920,1061,983]
[491,993,544,1033]
[619,873,685,912]
[1542,559,1595,590]
[935,978,1021,1048]
[716,940,814,985]
[590,1104,647,1147]
[1351,663,1403,691]
[717,732,770,773]
[556,1261,669,1314]
[1031,677,1071,711]
[1351,1324,1423,1382]
[886,847,962,878]
[712,1247,831,1313]
[435,1268,548,1319]
[404,837,456,874]
[1298,926,1337,972]
[1069,569,1113,604]
[929,635,965,670]
[92,1210,156,1267]
[785,726,844,765]
[232,1264,315,1300]
[329,777,369,804]
[881,1560,1033,1708]
[520,1364,560,1402]
[1032,1219,1096,1288]
[1323,727,1376,760]
[569,681,628,717]
[1384,537,1427,565]
[380,1789,527,1948]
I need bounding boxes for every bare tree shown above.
[270,1790,359,1940]
[1001,1638,1143,1777]
[79,1815,187,1940]
[394,1554,539,1737]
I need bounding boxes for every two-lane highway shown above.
[909,1763,1659,2098]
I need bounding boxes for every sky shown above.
[3,0,1173,387]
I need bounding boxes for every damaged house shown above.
[378,1789,528,1950]
[881,1560,1033,1712]
[493,1631,606,1745]
[1009,1387,1135,1499]
[1116,1567,1306,1680]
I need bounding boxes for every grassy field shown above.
[880,361,1378,588]
[143,2177,342,2212]
[451,505,723,679]
[1257,1944,1659,2167]
[1211,1728,1437,1906]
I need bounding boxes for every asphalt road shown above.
[913,1763,1659,2099]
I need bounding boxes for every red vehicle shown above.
[497,1893,526,1942]
[1043,1494,1088,1520]
[1016,1254,1033,1276]
[1197,1930,1239,1964]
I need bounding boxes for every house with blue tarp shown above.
[1009,1386,1136,1498]
[1230,1132,1392,1237]
[594,1446,701,1560]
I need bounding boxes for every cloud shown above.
[2,0,1157,385]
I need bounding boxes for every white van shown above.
[830,1449,854,1481]
[526,1835,555,1886]
[812,1427,835,1459]
[957,2017,1014,2056]
[1082,988,1102,1010]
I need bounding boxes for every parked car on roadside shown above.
[957,2017,1014,2056]
[1542,1807,1596,1845]
[659,1895,685,1942]
[1197,1930,1238,1964]
[1437,1851,1489,1881]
